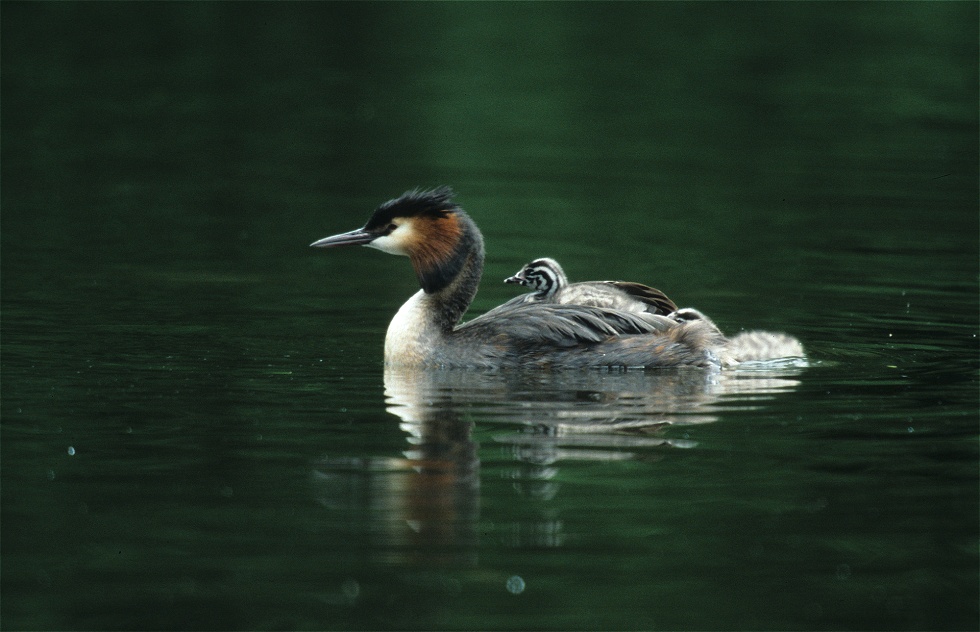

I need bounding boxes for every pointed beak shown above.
[310,228,376,248]
[504,274,526,285]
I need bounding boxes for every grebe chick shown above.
[310,187,725,369]
[668,307,805,362]
[504,257,678,315]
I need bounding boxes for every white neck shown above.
[384,290,440,366]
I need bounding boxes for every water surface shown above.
[2,3,977,630]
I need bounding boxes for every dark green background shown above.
[2,3,977,630]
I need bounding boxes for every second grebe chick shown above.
[668,307,805,362]
[504,257,678,315]
[310,187,726,370]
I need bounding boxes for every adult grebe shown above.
[503,257,677,315]
[310,187,729,369]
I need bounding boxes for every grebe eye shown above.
[385,223,397,234]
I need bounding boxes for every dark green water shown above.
[2,3,977,630]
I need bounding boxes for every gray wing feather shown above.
[597,282,678,315]
[457,302,671,347]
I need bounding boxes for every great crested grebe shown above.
[503,257,677,315]
[310,187,728,369]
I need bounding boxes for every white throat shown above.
[384,290,437,366]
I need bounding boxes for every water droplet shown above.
[341,579,360,601]
[67,446,75,456]
[907,427,914,433]
[506,575,525,595]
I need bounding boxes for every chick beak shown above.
[504,273,527,285]
[310,228,376,248]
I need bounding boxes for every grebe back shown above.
[505,260,805,364]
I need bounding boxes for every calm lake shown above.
[2,3,977,630]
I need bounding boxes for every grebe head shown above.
[669,307,723,336]
[669,307,709,323]
[504,258,568,298]
[311,187,483,294]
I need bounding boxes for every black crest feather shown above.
[365,186,459,230]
